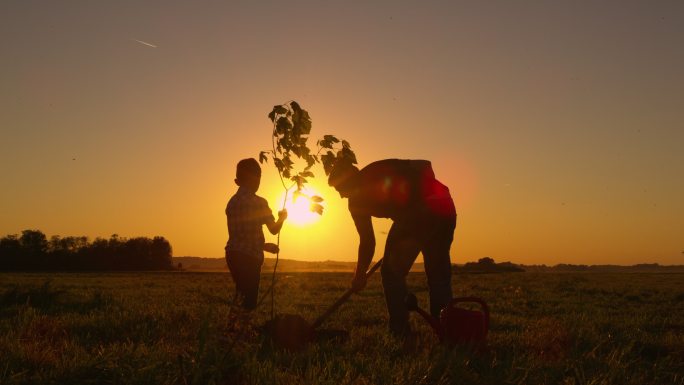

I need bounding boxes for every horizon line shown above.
[173,256,683,268]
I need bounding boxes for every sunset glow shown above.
[1,2,683,265]
[278,187,323,227]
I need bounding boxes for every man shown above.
[328,159,456,335]
[225,158,287,310]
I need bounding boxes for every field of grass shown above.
[1,271,682,384]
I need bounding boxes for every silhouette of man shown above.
[225,158,287,310]
[329,159,456,335]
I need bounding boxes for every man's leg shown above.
[381,220,421,336]
[422,212,456,318]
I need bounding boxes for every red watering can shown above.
[405,293,490,346]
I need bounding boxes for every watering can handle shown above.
[448,297,490,336]
[310,258,384,330]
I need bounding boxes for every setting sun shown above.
[279,187,324,227]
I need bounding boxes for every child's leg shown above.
[226,251,250,305]
[226,254,240,299]
[242,261,261,310]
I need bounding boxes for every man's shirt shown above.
[345,159,456,273]
[348,159,451,220]
[225,187,275,261]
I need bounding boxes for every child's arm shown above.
[265,209,288,235]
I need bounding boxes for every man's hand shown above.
[264,243,279,254]
[277,209,288,222]
[350,271,367,292]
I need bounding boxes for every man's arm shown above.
[351,212,375,291]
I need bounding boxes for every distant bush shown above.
[453,257,525,273]
[0,229,173,271]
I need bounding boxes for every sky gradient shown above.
[2,1,683,265]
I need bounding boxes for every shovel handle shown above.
[311,258,383,330]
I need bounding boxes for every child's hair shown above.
[235,158,261,185]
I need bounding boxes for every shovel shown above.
[264,258,383,350]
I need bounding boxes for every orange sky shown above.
[1,2,683,265]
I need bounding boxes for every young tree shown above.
[259,101,358,214]
[256,101,359,315]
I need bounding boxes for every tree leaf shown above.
[269,105,288,122]
[273,157,284,172]
[321,151,336,175]
[340,147,357,164]
[259,151,269,164]
[300,117,311,135]
[291,175,306,190]
[283,155,294,168]
[290,101,301,112]
[277,139,286,153]
[276,116,292,136]
[311,195,324,203]
[310,203,324,215]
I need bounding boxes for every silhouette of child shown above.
[225,158,287,310]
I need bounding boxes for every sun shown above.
[279,187,323,226]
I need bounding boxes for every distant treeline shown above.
[521,263,684,272]
[451,257,684,273]
[0,229,173,271]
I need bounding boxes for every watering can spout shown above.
[404,293,443,337]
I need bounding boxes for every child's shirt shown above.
[225,187,275,262]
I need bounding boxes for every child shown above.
[225,158,287,309]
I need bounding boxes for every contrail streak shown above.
[132,39,157,48]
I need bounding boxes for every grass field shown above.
[1,271,682,384]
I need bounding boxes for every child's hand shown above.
[278,209,288,221]
[264,243,280,254]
